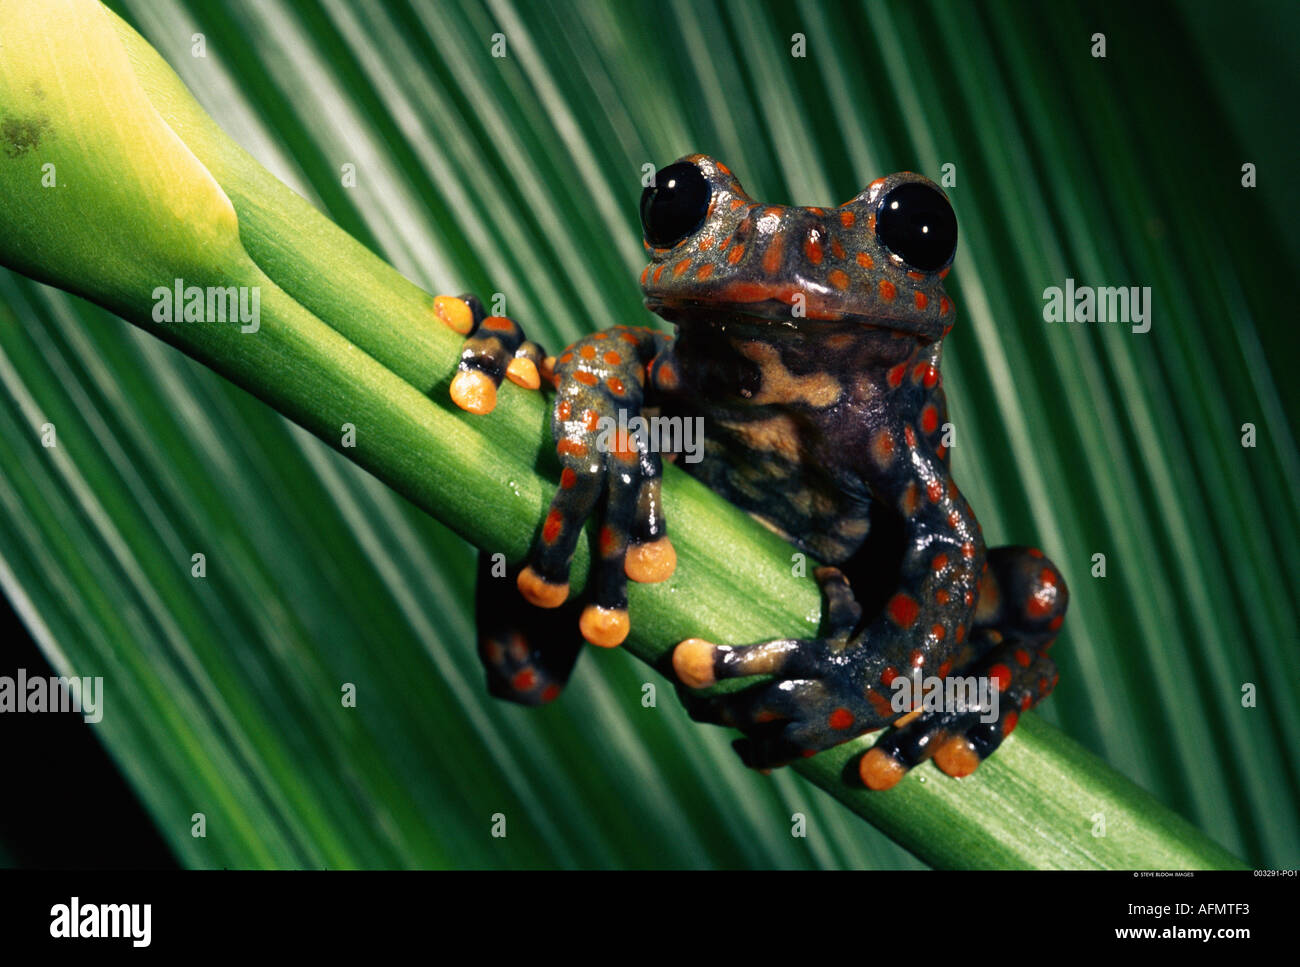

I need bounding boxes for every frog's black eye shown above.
[640,162,711,248]
[875,183,957,272]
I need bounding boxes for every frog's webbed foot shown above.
[435,293,548,413]
[474,550,584,705]
[861,547,1068,789]
[674,551,1068,779]
[438,295,676,649]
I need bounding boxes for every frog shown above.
[434,154,1067,789]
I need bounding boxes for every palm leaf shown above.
[0,0,1294,868]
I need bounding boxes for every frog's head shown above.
[639,154,956,343]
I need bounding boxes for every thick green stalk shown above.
[0,0,1244,869]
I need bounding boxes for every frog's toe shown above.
[516,565,570,609]
[933,734,982,778]
[436,293,549,415]
[859,747,907,790]
[450,369,498,415]
[671,567,858,689]
[518,418,652,649]
[572,439,652,649]
[578,603,629,648]
[671,636,810,689]
[813,566,861,637]
[861,630,1051,789]
[518,458,604,611]
[619,444,675,584]
[624,536,676,583]
[505,354,542,390]
[862,710,1000,789]
[678,679,805,730]
[678,669,860,769]
[433,294,476,335]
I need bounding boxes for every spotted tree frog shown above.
[435,155,1067,788]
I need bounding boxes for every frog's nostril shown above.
[875,183,957,272]
[640,162,711,248]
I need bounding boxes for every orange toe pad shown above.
[672,638,717,689]
[433,295,474,335]
[579,605,629,648]
[506,357,541,390]
[516,566,568,608]
[934,735,980,778]
[859,748,905,790]
[625,537,677,583]
[450,370,497,415]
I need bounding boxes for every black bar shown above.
[0,869,1292,953]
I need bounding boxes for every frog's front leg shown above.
[437,294,678,649]
[672,417,988,771]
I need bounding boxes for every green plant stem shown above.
[3,6,1246,870]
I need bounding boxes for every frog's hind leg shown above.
[474,549,584,706]
[860,546,1068,789]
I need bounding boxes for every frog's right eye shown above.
[640,162,711,248]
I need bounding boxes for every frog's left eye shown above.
[875,183,958,272]
[640,162,711,248]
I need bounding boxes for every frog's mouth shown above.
[642,275,944,342]
[644,293,940,343]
